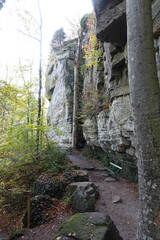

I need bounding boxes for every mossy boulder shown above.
[53,212,123,240]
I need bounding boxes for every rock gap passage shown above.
[45,0,160,238]
[0,0,160,239]
[46,0,160,180]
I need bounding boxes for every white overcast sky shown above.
[0,0,93,78]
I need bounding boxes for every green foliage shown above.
[120,166,138,183]
[63,192,71,206]
[0,143,68,210]
[83,12,103,69]
[40,144,68,173]
[0,80,43,161]
[101,155,111,167]
[0,77,68,211]
[81,84,110,120]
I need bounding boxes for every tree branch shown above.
[16,28,40,42]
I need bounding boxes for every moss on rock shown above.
[53,212,123,240]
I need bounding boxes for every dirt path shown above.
[1,153,138,240]
[68,154,138,240]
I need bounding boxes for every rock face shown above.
[53,212,123,240]
[93,0,127,46]
[46,39,77,148]
[83,41,136,165]
[46,1,160,168]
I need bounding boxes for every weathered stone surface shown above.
[69,182,99,212]
[53,212,123,240]
[93,0,160,46]
[95,0,127,46]
[155,36,160,85]
[83,94,136,164]
[46,39,77,149]
[46,4,160,170]
[152,0,160,37]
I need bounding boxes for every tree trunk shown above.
[36,0,42,152]
[72,33,82,148]
[126,0,160,239]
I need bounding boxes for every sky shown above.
[0,0,93,79]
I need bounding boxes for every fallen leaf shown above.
[72,233,76,236]
[68,233,72,236]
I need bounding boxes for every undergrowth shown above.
[0,143,68,211]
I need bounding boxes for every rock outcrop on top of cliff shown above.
[46,1,160,168]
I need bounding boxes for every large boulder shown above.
[53,212,123,240]
[68,182,99,212]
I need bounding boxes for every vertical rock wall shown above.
[46,39,77,148]
[46,0,160,167]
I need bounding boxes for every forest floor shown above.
[0,151,138,240]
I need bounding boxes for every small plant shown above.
[63,193,71,206]
[101,155,111,167]
[0,143,68,211]
[83,12,103,69]
[120,165,138,183]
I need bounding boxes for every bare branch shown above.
[16,28,40,42]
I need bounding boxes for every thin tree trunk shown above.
[126,0,160,239]
[72,33,82,148]
[36,0,42,152]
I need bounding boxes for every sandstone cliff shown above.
[46,0,160,168]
